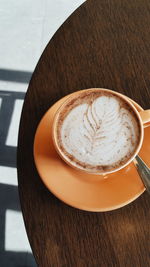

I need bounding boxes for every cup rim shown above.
[52,88,144,175]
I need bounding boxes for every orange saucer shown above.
[34,95,150,212]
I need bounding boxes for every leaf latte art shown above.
[56,93,140,173]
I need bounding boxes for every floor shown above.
[0,1,85,266]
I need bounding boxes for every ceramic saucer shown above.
[34,94,150,212]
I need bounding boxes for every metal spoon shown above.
[133,155,150,195]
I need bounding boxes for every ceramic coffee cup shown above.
[52,88,150,175]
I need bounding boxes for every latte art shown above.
[55,90,141,173]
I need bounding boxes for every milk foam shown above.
[60,96,139,169]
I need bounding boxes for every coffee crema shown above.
[54,90,141,173]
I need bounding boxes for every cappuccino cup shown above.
[52,88,150,175]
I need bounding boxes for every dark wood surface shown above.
[17,0,150,266]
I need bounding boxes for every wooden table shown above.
[17,0,150,266]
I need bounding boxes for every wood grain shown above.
[17,0,150,266]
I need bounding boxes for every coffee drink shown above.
[53,89,141,173]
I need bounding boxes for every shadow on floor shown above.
[0,70,36,266]
[1,251,36,267]
[0,90,25,167]
[0,68,32,84]
[0,184,37,267]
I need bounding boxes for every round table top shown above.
[17,0,150,266]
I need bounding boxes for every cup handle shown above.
[139,110,150,128]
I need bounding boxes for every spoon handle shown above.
[134,155,150,195]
